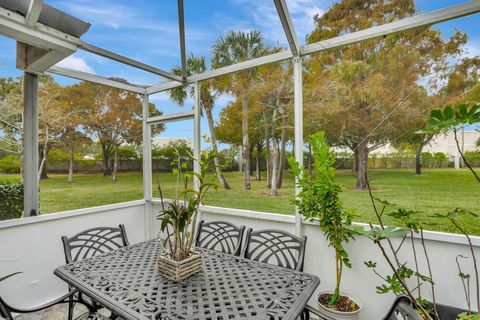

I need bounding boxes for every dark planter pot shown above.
[433,303,470,320]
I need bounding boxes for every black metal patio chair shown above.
[195,220,245,256]
[62,225,129,320]
[0,289,110,320]
[382,295,422,320]
[242,228,307,271]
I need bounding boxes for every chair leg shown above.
[67,296,74,320]
[304,308,310,320]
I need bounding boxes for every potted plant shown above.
[353,104,480,320]
[156,149,217,282]
[355,178,480,320]
[290,131,360,319]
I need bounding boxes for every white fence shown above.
[0,200,478,320]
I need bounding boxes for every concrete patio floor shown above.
[14,304,111,320]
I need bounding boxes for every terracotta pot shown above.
[315,290,362,320]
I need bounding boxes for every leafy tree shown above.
[153,140,193,170]
[54,85,92,183]
[422,103,480,182]
[254,59,293,194]
[305,0,467,189]
[68,81,160,181]
[169,54,231,189]
[0,76,69,181]
[212,30,265,190]
[216,99,264,178]
[0,77,22,157]
[290,132,355,306]
[440,57,480,106]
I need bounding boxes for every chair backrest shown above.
[0,296,13,320]
[195,220,245,256]
[62,224,129,263]
[242,228,307,271]
[383,296,422,320]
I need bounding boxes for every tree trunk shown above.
[68,146,74,183]
[270,108,279,196]
[277,115,287,189]
[307,142,313,175]
[242,96,251,190]
[112,144,118,182]
[263,110,272,188]
[415,144,424,176]
[205,107,231,189]
[353,148,359,172]
[416,135,432,176]
[38,126,49,182]
[356,142,369,190]
[255,143,261,181]
[237,148,243,172]
[101,143,112,176]
[39,152,49,180]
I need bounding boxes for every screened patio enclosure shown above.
[0,1,480,319]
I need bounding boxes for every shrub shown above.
[118,147,139,160]
[433,152,448,167]
[465,151,480,167]
[421,152,434,168]
[0,180,23,220]
[0,155,21,174]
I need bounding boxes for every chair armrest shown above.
[5,289,93,314]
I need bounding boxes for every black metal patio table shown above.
[54,239,320,320]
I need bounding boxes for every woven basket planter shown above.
[157,251,203,282]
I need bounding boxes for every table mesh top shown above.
[55,239,319,320]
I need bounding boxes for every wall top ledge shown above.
[0,200,146,230]
[199,205,480,248]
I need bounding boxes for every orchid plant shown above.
[156,148,217,261]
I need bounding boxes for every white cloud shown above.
[232,0,328,45]
[55,55,95,74]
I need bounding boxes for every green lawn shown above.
[1,168,479,235]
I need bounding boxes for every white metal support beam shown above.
[193,82,201,191]
[146,111,194,125]
[148,50,293,94]
[273,0,299,56]
[0,7,80,53]
[80,42,183,82]
[142,94,154,238]
[146,81,184,95]
[147,1,480,95]
[48,66,147,94]
[23,72,39,217]
[142,95,152,202]
[302,0,480,55]
[17,42,67,74]
[293,57,303,236]
[26,0,43,26]
[177,0,187,80]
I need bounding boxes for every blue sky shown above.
[1,0,479,142]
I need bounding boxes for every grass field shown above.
[1,168,479,235]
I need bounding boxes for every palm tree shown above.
[211,30,265,190]
[169,54,231,189]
